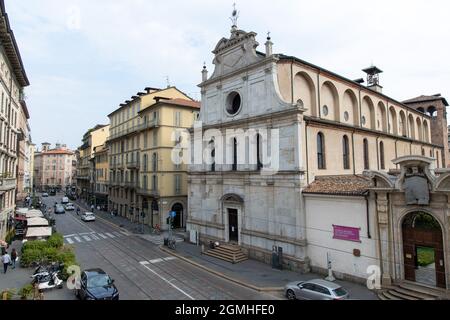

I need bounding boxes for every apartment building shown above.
[34,143,76,191]
[16,100,31,200]
[0,0,30,240]
[93,144,109,208]
[76,125,109,202]
[107,86,198,228]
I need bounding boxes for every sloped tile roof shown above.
[303,175,371,196]
[403,94,449,106]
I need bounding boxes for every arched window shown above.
[342,135,350,170]
[143,175,148,189]
[257,134,263,171]
[436,151,440,168]
[421,148,425,156]
[317,132,326,169]
[363,139,369,170]
[379,141,385,170]
[232,138,237,171]
[209,140,215,172]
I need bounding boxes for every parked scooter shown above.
[31,262,64,280]
[31,271,64,291]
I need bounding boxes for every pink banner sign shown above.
[333,225,361,242]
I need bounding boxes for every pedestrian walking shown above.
[10,249,17,269]
[1,251,11,273]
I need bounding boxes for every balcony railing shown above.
[136,188,159,197]
[108,119,159,142]
[126,160,140,169]
[124,181,138,189]
[0,173,16,191]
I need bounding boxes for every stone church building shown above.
[186,21,450,294]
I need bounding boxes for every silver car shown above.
[285,279,349,300]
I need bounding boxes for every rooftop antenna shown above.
[166,76,171,88]
[230,3,239,29]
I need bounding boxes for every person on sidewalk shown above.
[1,251,11,273]
[10,249,17,269]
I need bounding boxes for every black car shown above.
[76,269,119,300]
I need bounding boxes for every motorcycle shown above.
[31,262,64,280]
[31,271,64,291]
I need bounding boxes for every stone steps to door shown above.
[378,282,447,300]
[204,244,248,264]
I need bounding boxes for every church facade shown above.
[186,23,450,291]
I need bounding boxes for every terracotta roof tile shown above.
[403,94,448,106]
[160,98,200,109]
[303,175,371,196]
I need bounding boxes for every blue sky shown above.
[6,0,450,150]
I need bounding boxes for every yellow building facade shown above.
[107,86,199,229]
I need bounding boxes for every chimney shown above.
[265,33,273,57]
[362,66,383,93]
[202,64,208,82]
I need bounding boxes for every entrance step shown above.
[204,244,248,264]
[378,282,448,300]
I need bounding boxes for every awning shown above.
[25,227,52,238]
[26,210,44,218]
[27,217,49,227]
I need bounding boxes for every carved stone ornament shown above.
[404,166,430,205]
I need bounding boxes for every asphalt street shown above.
[43,194,278,300]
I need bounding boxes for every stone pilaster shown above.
[376,192,392,286]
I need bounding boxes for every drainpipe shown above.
[366,193,372,239]
[317,71,321,118]
[305,121,310,185]
[290,60,294,104]
[351,130,356,175]
[376,137,380,170]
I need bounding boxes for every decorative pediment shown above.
[363,171,396,189]
[435,172,450,191]
[208,28,264,81]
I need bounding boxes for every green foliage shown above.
[5,229,15,244]
[417,247,435,267]
[20,233,78,275]
[47,233,64,249]
[18,284,34,300]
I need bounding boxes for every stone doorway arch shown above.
[402,211,446,288]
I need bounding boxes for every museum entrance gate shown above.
[402,212,446,288]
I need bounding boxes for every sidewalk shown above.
[161,241,379,300]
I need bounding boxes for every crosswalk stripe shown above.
[74,236,82,243]
[163,256,177,261]
[149,258,163,264]
[98,233,108,239]
[113,231,122,237]
[91,234,99,240]
[82,235,92,242]
[66,238,74,244]
[105,233,115,238]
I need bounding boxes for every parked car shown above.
[284,279,349,300]
[42,193,49,197]
[54,204,65,214]
[76,269,119,300]
[62,197,69,204]
[65,203,75,211]
[81,212,96,222]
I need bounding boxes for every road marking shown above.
[98,233,108,239]
[74,236,82,243]
[140,261,149,265]
[91,234,100,240]
[64,234,76,238]
[82,235,92,242]
[66,238,74,244]
[79,232,95,236]
[149,258,164,264]
[105,233,115,238]
[120,231,130,236]
[163,257,177,262]
[113,231,122,237]
[139,261,195,300]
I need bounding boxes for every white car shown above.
[65,203,75,211]
[62,197,69,204]
[81,212,96,222]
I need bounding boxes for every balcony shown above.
[136,188,159,197]
[126,160,140,169]
[0,174,16,191]
[107,119,160,142]
[124,181,138,189]
[77,175,90,181]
